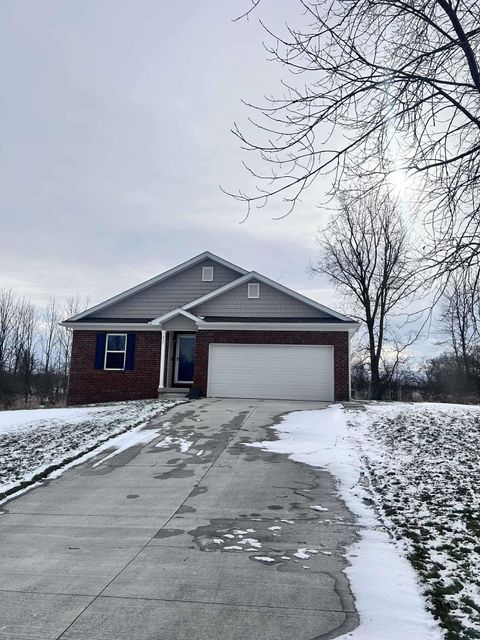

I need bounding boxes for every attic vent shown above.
[247,282,260,299]
[202,266,214,281]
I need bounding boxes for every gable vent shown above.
[247,282,260,299]
[202,266,214,281]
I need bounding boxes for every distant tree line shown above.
[350,273,480,403]
[0,290,85,409]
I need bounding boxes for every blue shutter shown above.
[125,334,136,370]
[94,334,106,369]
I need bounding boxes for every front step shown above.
[158,387,190,399]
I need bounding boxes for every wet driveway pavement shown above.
[0,398,359,640]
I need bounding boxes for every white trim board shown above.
[150,308,201,326]
[196,321,358,332]
[65,251,247,322]
[60,322,162,331]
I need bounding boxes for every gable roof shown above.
[66,251,247,322]
[150,308,201,326]
[182,271,354,323]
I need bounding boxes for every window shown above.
[202,266,214,281]
[104,334,127,370]
[247,282,260,298]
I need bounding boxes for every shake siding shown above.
[192,282,330,318]
[162,316,197,331]
[93,260,240,320]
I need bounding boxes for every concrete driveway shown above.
[0,399,359,640]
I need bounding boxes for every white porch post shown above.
[159,330,167,389]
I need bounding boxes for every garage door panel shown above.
[207,344,334,401]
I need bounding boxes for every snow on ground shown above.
[348,403,480,640]
[0,399,182,500]
[251,404,444,640]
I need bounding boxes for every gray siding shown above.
[92,260,240,320]
[162,316,197,331]
[192,282,331,318]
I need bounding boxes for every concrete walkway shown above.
[0,399,359,640]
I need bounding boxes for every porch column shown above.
[159,330,167,389]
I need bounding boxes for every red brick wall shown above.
[193,330,350,401]
[67,331,162,405]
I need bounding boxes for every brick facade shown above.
[67,329,350,405]
[192,330,350,401]
[67,331,162,405]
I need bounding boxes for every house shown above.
[62,252,359,405]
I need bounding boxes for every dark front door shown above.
[174,334,196,384]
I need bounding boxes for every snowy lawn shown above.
[251,403,480,640]
[0,399,182,501]
[349,403,480,640]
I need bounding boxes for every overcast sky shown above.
[0,1,340,308]
[0,1,441,358]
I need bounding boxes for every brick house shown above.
[62,252,359,405]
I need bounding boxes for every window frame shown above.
[202,266,214,282]
[247,282,260,299]
[104,333,127,371]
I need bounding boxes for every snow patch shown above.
[294,549,311,560]
[254,556,275,563]
[156,434,193,452]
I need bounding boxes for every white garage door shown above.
[207,343,334,401]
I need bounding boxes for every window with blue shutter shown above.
[94,333,135,370]
[94,334,106,369]
[125,334,136,370]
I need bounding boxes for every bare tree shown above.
[438,272,479,380]
[0,289,16,371]
[57,295,89,397]
[0,291,90,408]
[11,300,37,403]
[41,298,60,376]
[313,190,419,399]
[230,0,480,280]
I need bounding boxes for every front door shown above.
[174,334,196,384]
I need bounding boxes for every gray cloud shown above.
[0,0,342,312]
